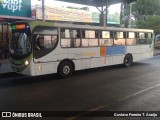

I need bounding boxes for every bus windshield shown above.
[10,32,31,56]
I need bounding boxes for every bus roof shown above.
[28,21,154,33]
[28,21,53,30]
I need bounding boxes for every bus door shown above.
[33,26,58,61]
[33,27,58,75]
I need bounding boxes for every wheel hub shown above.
[63,65,70,75]
[126,59,129,63]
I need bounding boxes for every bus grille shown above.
[11,62,24,73]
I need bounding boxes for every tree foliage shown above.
[132,0,160,21]
[136,16,160,34]
[122,0,160,33]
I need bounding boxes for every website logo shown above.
[2,112,11,117]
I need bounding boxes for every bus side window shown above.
[82,30,98,47]
[70,29,80,47]
[137,33,147,44]
[114,32,125,45]
[74,30,81,47]
[99,31,113,46]
[60,29,65,38]
[35,35,58,50]
[126,32,136,45]
[36,35,44,50]
[51,36,57,44]
[61,29,80,48]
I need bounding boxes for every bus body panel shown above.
[126,45,153,62]
[20,45,153,76]
[106,46,127,55]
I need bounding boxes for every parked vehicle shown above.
[154,35,160,49]
[0,22,11,59]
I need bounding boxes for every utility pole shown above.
[39,0,45,21]
[129,2,134,28]
[38,0,45,21]
[96,0,109,27]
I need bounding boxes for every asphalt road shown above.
[0,55,160,120]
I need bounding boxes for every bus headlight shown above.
[25,60,29,66]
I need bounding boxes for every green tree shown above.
[136,15,160,34]
[122,0,160,32]
[132,0,160,21]
[133,0,160,33]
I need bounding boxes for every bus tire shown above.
[57,61,73,78]
[123,54,133,67]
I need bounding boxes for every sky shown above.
[31,0,121,14]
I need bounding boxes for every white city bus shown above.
[10,21,153,78]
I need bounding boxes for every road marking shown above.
[118,83,160,101]
[66,83,160,120]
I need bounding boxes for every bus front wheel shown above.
[57,61,73,78]
[123,54,133,67]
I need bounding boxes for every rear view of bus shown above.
[10,22,32,75]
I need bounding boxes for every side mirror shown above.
[35,35,40,50]
[35,35,44,50]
